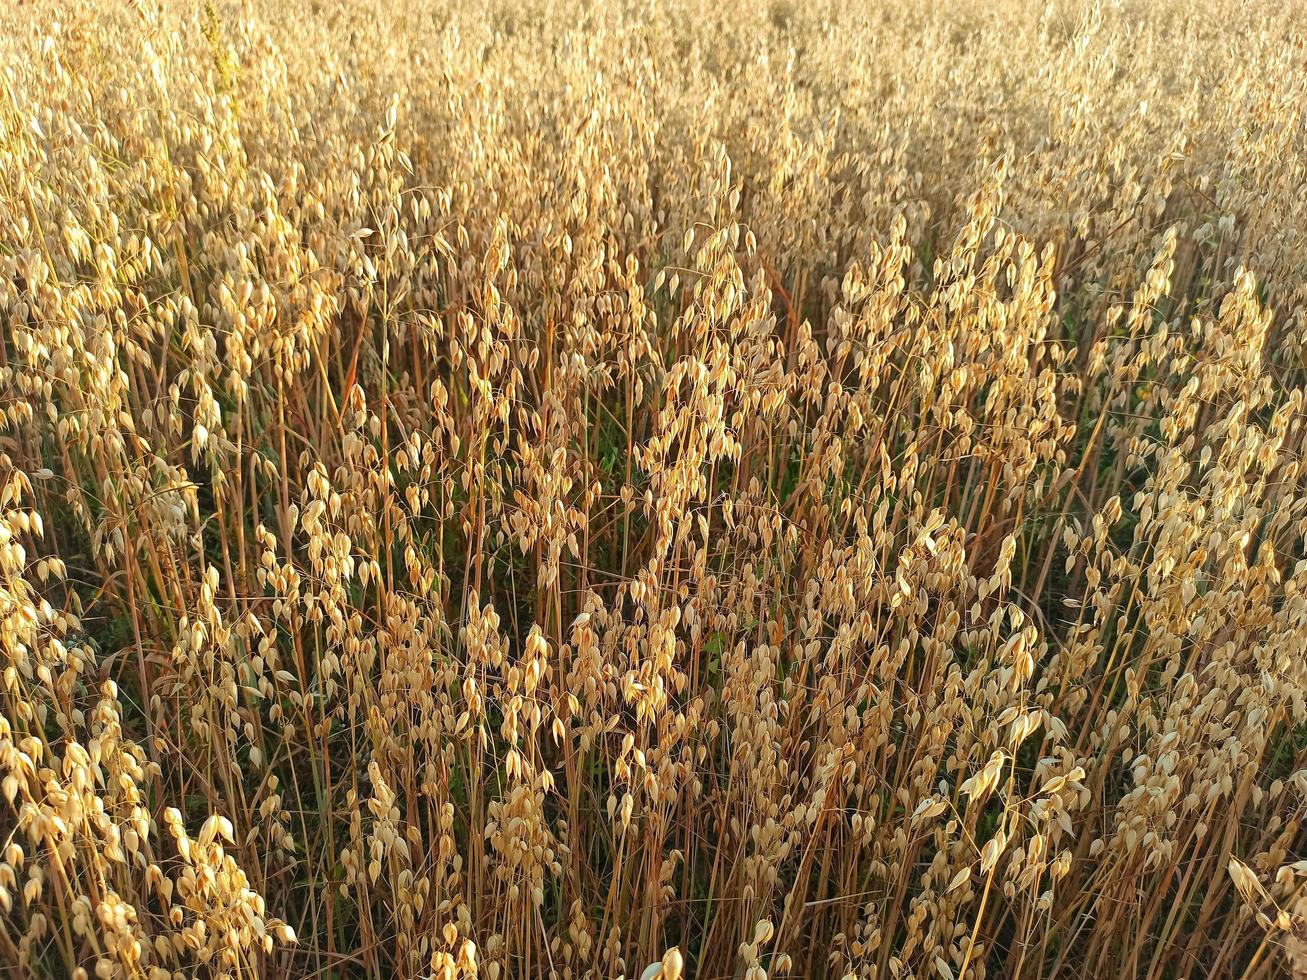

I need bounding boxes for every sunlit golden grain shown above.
[1,0,1306,977]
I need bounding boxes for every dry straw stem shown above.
[1,0,1307,977]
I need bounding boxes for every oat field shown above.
[1,0,1306,977]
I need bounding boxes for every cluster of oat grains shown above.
[1,0,1306,976]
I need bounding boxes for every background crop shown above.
[1,0,1306,977]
